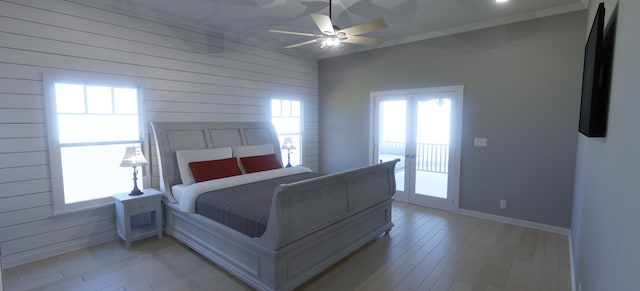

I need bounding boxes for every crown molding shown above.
[319,2,588,59]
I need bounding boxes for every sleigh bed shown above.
[151,121,398,291]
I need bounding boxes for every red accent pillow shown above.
[240,154,282,173]
[189,157,242,183]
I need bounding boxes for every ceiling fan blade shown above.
[285,39,319,48]
[339,19,388,36]
[268,29,320,37]
[342,35,384,46]
[310,13,335,34]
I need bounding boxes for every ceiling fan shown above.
[269,0,388,49]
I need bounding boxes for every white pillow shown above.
[232,144,274,158]
[176,147,232,185]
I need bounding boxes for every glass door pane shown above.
[372,86,461,211]
[376,99,406,193]
[413,97,451,200]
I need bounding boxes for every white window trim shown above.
[271,98,304,166]
[43,72,148,215]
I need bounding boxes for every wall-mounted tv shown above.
[578,2,613,137]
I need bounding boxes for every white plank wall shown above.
[0,0,318,268]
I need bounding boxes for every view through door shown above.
[372,86,462,211]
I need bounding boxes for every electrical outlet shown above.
[500,200,507,209]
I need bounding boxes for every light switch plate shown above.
[474,137,488,147]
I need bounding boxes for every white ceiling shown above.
[84,0,587,58]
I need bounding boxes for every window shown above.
[45,74,145,214]
[271,99,302,166]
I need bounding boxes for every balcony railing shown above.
[379,141,449,174]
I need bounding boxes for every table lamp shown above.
[120,146,149,196]
[281,137,296,168]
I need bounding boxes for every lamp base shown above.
[129,188,144,196]
[129,167,143,196]
[285,149,292,168]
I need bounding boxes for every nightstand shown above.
[113,188,163,248]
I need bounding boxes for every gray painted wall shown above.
[571,0,640,290]
[319,11,586,228]
[0,0,317,267]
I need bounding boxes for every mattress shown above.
[171,184,187,202]
[195,172,321,237]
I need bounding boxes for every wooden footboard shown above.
[164,160,398,291]
[257,159,398,250]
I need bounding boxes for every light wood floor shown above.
[3,202,572,291]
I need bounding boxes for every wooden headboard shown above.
[151,122,282,202]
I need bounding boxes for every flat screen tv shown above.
[579,3,611,137]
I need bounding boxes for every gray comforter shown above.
[195,172,322,237]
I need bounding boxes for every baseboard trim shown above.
[1,256,4,291]
[568,233,577,291]
[457,209,570,235]
[0,232,117,268]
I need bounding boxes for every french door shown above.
[371,86,463,211]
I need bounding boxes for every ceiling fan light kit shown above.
[320,37,341,49]
[321,30,347,48]
[269,0,388,50]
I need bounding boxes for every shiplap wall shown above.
[0,0,318,267]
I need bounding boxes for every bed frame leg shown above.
[384,223,394,236]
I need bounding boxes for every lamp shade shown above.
[120,146,149,168]
[281,137,296,150]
